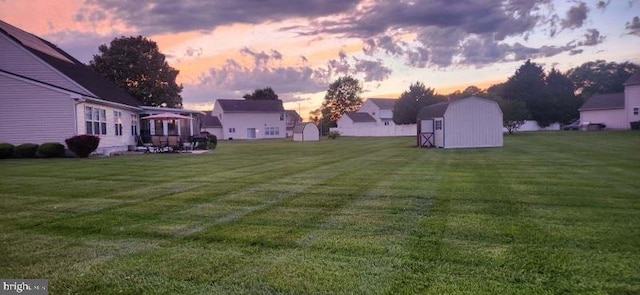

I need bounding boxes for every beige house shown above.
[417,97,503,149]
[579,73,640,130]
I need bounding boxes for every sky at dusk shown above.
[1,0,639,116]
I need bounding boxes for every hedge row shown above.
[0,135,100,159]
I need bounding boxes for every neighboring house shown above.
[579,73,640,130]
[332,98,416,137]
[0,19,142,155]
[211,99,286,140]
[285,110,303,137]
[417,96,503,149]
[200,111,223,139]
[293,123,320,142]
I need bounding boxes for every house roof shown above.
[285,110,302,121]
[216,99,284,112]
[624,72,640,86]
[579,93,625,111]
[417,101,450,119]
[0,20,141,108]
[202,111,222,128]
[367,98,397,109]
[345,112,377,123]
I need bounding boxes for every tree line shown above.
[88,36,638,135]
[309,59,638,135]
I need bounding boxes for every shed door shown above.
[434,119,444,148]
[419,120,434,147]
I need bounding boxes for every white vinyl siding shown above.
[442,97,503,148]
[0,73,75,145]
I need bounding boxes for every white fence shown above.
[331,124,417,137]
[503,120,561,132]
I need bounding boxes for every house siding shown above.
[212,101,286,140]
[626,83,640,126]
[75,102,138,154]
[580,109,627,129]
[443,98,503,148]
[0,74,76,144]
[0,33,90,96]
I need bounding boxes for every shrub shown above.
[37,142,66,158]
[0,143,14,159]
[65,135,100,158]
[15,143,39,158]
[328,131,341,139]
[208,134,217,150]
[631,121,640,130]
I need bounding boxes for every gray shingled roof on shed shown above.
[624,72,640,86]
[217,99,284,112]
[579,93,624,111]
[0,20,142,107]
[417,101,450,119]
[345,112,376,122]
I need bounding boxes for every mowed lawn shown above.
[1,132,639,294]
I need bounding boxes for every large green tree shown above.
[393,81,443,124]
[503,60,556,127]
[243,87,279,100]
[567,60,640,99]
[320,76,363,122]
[90,36,183,107]
[545,68,582,124]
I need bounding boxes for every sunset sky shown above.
[1,0,639,117]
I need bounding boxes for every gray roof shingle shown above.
[345,112,376,122]
[202,112,222,128]
[368,98,397,109]
[624,72,640,86]
[0,20,141,107]
[217,99,284,112]
[417,101,450,119]
[579,93,624,111]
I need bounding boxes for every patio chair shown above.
[167,136,180,152]
[150,136,164,153]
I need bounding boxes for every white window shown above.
[264,127,280,136]
[229,128,235,133]
[114,111,123,136]
[634,107,639,115]
[280,113,285,121]
[85,106,107,135]
[131,115,138,136]
[384,121,390,126]
[435,120,442,130]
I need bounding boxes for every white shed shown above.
[293,123,320,142]
[417,96,503,149]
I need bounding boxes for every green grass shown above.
[1,132,639,294]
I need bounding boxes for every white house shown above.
[0,19,144,155]
[211,99,286,140]
[332,98,416,136]
[579,73,640,130]
[0,20,206,155]
[285,110,303,137]
[293,123,320,142]
[417,96,503,149]
[200,111,223,139]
